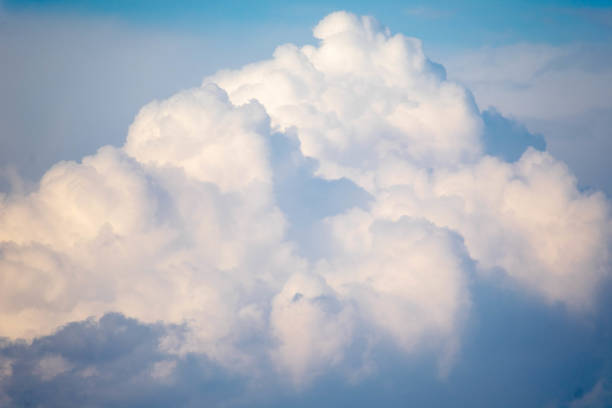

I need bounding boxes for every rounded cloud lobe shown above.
[0,10,610,391]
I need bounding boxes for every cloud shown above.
[208,11,611,308]
[0,10,610,398]
[0,86,296,376]
[209,12,483,186]
[1,285,610,407]
[0,314,249,408]
[442,42,612,194]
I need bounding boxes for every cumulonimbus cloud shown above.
[0,11,610,386]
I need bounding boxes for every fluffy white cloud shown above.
[0,10,609,388]
[207,11,611,308]
[373,149,611,308]
[270,272,354,384]
[208,12,483,190]
[0,86,295,371]
[125,85,273,193]
[317,213,470,372]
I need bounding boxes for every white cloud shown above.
[270,272,354,384]
[206,11,611,308]
[0,10,609,387]
[316,213,471,375]
[125,85,273,193]
[374,149,611,308]
[208,11,483,190]
[0,87,295,370]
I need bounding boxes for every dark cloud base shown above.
[0,314,248,408]
[2,279,610,408]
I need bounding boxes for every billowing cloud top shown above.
[0,10,610,390]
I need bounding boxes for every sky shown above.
[0,1,611,407]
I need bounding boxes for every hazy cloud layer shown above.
[0,10,611,404]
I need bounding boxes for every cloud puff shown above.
[0,88,294,376]
[208,11,611,308]
[373,149,610,308]
[0,10,610,391]
[208,12,483,189]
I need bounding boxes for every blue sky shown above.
[5,0,612,47]
[1,1,612,407]
[5,0,612,29]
